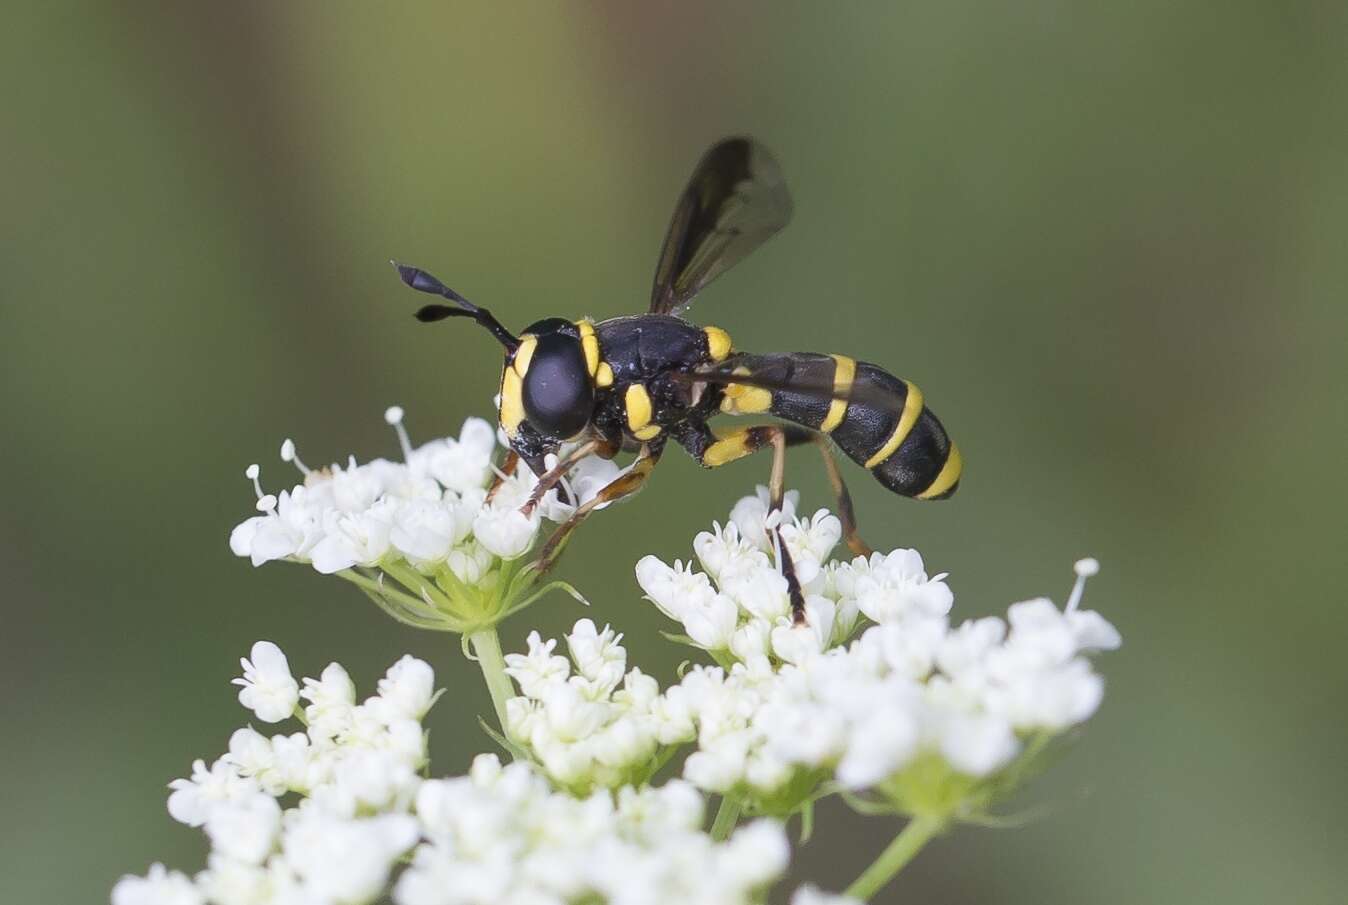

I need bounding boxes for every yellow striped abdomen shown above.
[719,352,961,500]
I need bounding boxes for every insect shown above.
[394,138,960,619]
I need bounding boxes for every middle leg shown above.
[674,420,815,622]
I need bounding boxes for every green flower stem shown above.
[844,814,947,901]
[467,627,515,733]
[709,796,742,841]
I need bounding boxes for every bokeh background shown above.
[4,3,1346,903]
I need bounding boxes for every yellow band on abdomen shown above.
[864,382,924,469]
[917,443,963,499]
[820,355,855,433]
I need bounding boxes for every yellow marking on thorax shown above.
[499,365,525,437]
[917,444,963,499]
[820,355,855,433]
[703,326,732,362]
[595,361,614,388]
[719,367,773,415]
[632,424,662,441]
[576,320,600,376]
[512,335,537,377]
[625,383,653,431]
[864,382,924,469]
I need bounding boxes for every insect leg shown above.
[486,450,520,504]
[673,420,812,622]
[812,436,873,557]
[536,441,664,573]
[519,439,608,516]
[763,428,811,624]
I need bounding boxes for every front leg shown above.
[536,440,665,573]
[519,437,615,517]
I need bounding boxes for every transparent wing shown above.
[649,138,793,316]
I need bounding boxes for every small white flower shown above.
[310,502,397,575]
[724,819,791,888]
[834,548,953,625]
[372,655,436,722]
[729,486,799,551]
[389,497,468,565]
[223,728,278,792]
[566,619,627,694]
[779,509,842,586]
[792,884,864,905]
[836,703,920,789]
[937,713,1020,777]
[505,632,571,699]
[416,417,498,493]
[769,597,836,664]
[721,567,791,623]
[559,453,627,513]
[682,591,740,650]
[232,641,300,724]
[730,619,772,661]
[445,540,494,585]
[301,662,357,737]
[283,810,419,905]
[472,504,540,559]
[693,521,771,582]
[167,758,260,827]
[870,616,948,679]
[112,863,203,905]
[203,792,281,864]
[193,854,271,905]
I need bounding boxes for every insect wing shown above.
[678,358,907,418]
[649,138,793,316]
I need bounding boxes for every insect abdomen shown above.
[721,353,961,499]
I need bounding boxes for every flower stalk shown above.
[467,627,515,732]
[843,814,947,901]
[709,795,742,841]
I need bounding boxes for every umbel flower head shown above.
[117,405,1125,904]
[634,490,1120,821]
[113,642,850,905]
[228,407,614,634]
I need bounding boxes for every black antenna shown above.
[391,261,520,353]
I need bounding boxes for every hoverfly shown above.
[394,138,960,620]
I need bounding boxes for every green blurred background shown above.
[4,2,1345,902]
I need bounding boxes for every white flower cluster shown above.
[638,488,889,666]
[637,489,1120,812]
[397,756,788,905]
[227,408,622,631]
[113,641,848,905]
[503,619,678,793]
[119,643,434,905]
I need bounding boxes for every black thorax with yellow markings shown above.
[499,314,734,464]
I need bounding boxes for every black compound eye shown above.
[521,332,593,439]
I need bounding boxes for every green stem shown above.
[844,814,946,901]
[467,628,515,733]
[709,795,742,841]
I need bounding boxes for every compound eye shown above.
[521,333,594,439]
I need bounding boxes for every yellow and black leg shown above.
[677,418,874,558]
[536,441,664,573]
[673,421,816,622]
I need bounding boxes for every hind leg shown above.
[812,436,873,558]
